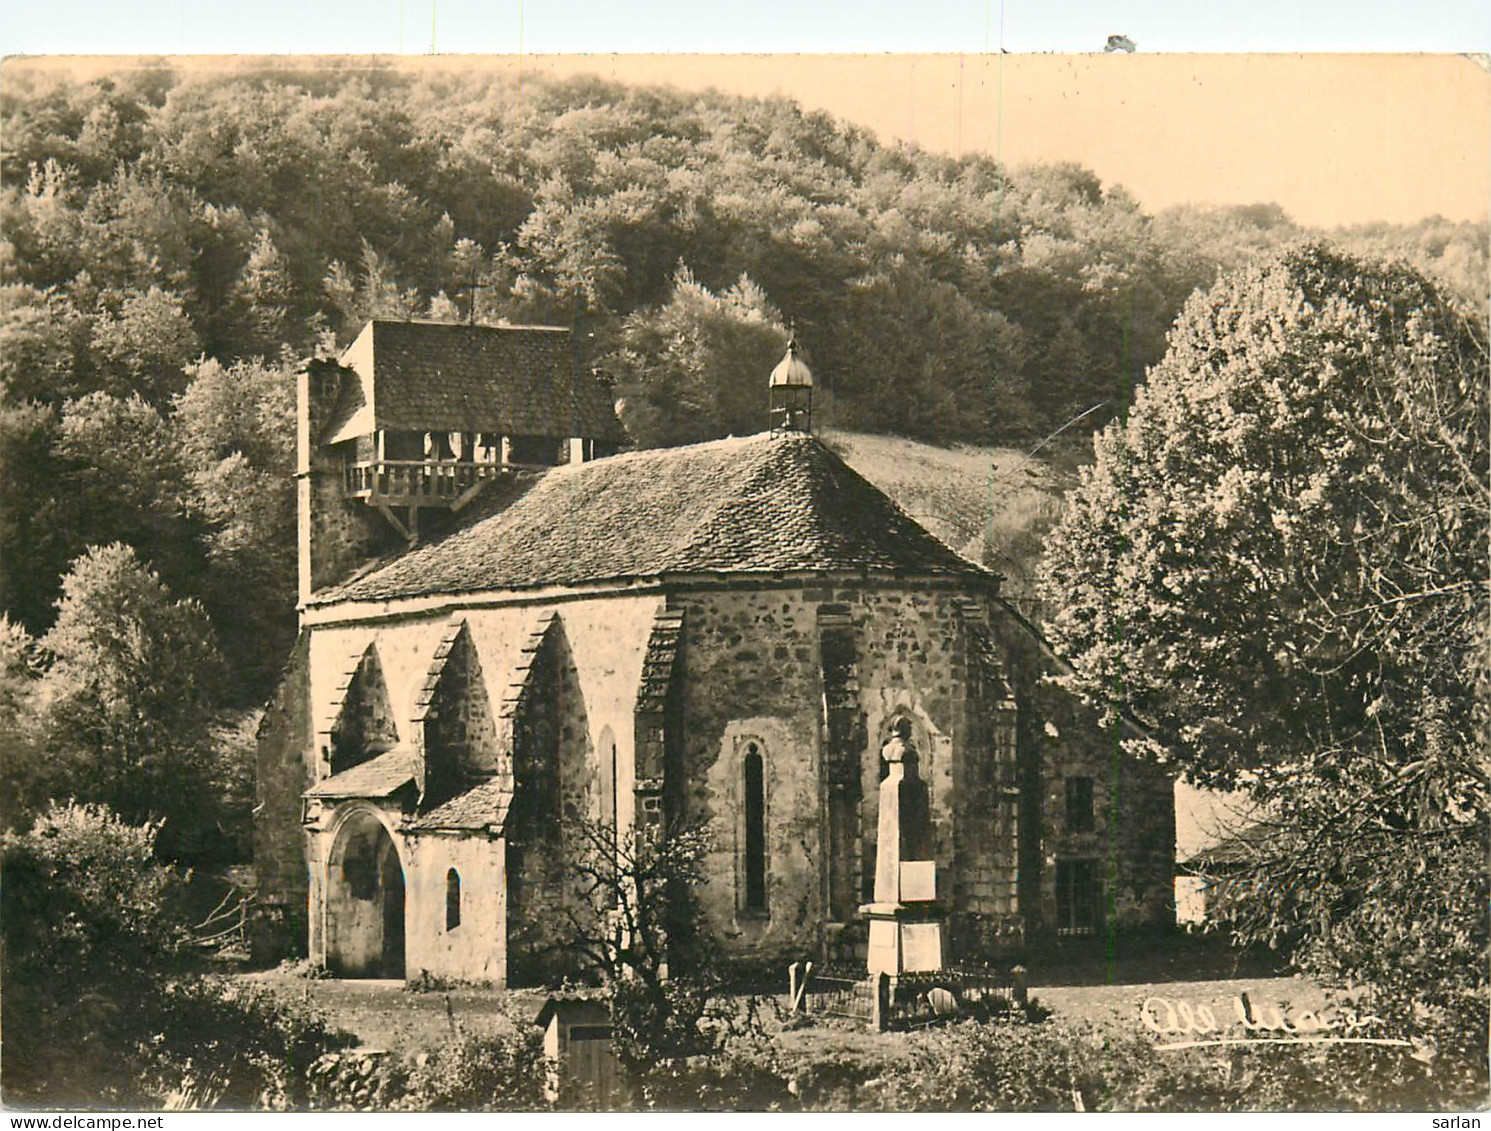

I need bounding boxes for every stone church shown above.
[254,318,1175,984]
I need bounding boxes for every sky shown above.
[4,2,1489,227]
[5,0,1489,56]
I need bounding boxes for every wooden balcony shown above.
[343,459,548,509]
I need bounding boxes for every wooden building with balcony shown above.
[297,318,628,604]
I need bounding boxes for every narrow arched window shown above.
[743,744,767,912]
[445,868,461,930]
[598,728,617,846]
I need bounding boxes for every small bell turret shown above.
[769,330,813,435]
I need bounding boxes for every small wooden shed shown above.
[533,996,624,1109]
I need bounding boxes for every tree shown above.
[0,284,95,404]
[0,802,186,1102]
[561,816,737,1081]
[603,265,788,447]
[173,356,298,701]
[0,615,49,830]
[89,285,199,403]
[1039,245,1488,1089]
[39,542,228,859]
[50,390,204,605]
[0,400,70,632]
[1,801,353,1109]
[230,228,297,357]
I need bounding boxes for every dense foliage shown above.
[1039,246,1489,1095]
[0,803,353,1108]
[633,1006,1467,1112]
[0,546,247,861]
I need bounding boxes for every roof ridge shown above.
[368,318,570,333]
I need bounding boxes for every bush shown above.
[659,1008,1475,1113]
[859,1016,1467,1113]
[641,1039,796,1111]
[134,979,356,1110]
[398,1025,551,1112]
[2,802,188,1104]
[1,802,354,1109]
[305,1051,413,1112]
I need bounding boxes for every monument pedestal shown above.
[861,899,947,976]
[862,855,947,975]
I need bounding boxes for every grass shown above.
[241,935,1320,1058]
[824,428,1088,605]
[240,968,551,1051]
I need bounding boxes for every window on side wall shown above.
[1055,858,1099,936]
[446,868,461,930]
[743,742,767,915]
[1065,775,1095,833]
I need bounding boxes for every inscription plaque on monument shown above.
[867,918,900,973]
[900,860,937,902]
[901,921,943,972]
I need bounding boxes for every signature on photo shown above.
[1141,993,1420,1053]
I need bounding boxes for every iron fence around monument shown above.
[800,966,877,1022]
[796,963,1027,1028]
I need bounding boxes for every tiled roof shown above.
[406,777,512,832]
[312,433,992,605]
[323,320,628,444]
[305,747,418,799]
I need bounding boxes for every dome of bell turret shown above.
[769,338,813,388]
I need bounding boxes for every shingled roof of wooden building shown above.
[322,319,629,444]
[311,432,993,605]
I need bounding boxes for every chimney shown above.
[296,356,386,608]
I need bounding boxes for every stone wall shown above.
[330,647,400,772]
[403,831,508,983]
[985,599,1177,948]
[421,625,502,793]
[850,588,965,911]
[253,633,314,963]
[296,595,661,981]
[673,582,994,963]
[674,587,825,960]
[296,355,401,605]
[275,579,1176,981]
[506,618,595,983]
[949,615,1022,955]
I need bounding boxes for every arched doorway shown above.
[325,810,405,978]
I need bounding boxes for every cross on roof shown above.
[451,270,493,325]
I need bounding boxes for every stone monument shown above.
[860,719,947,976]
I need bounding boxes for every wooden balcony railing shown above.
[343,459,520,503]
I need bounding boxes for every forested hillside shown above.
[1,59,1485,856]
